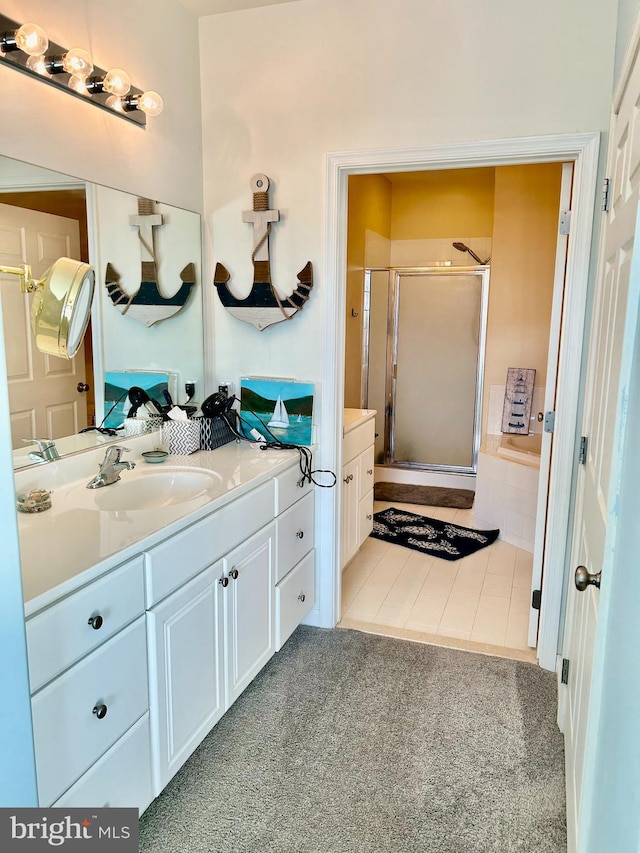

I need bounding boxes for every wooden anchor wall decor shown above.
[214,174,313,331]
[105,197,197,327]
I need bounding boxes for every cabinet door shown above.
[358,489,374,547]
[223,523,275,708]
[359,445,375,500]
[341,457,360,568]
[147,564,224,795]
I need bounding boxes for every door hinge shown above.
[579,435,588,465]
[544,411,555,433]
[602,177,611,213]
[531,589,542,610]
[559,209,571,235]
[561,658,570,685]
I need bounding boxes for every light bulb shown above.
[106,94,124,112]
[68,74,90,96]
[62,48,92,79]
[26,54,51,77]
[102,68,130,96]
[138,90,163,117]
[15,23,48,56]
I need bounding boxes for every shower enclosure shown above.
[361,267,489,474]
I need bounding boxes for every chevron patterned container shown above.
[162,420,201,454]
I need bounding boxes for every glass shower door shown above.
[390,269,488,472]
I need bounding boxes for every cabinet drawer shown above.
[53,713,153,814]
[359,445,375,500]
[275,550,315,651]
[145,480,274,606]
[31,617,148,807]
[275,491,314,582]
[343,418,375,465]
[359,489,374,547]
[274,461,314,515]
[26,556,145,692]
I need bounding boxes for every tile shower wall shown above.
[474,450,539,553]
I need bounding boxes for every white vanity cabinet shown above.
[342,411,376,568]
[21,450,316,813]
[145,461,313,796]
[25,555,152,810]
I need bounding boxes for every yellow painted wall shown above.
[483,163,563,436]
[344,174,392,406]
[390,168,495,239]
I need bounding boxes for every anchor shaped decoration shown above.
[214,174,313,331]
[105,197,196,327]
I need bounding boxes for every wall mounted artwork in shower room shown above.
[501,368,536,434]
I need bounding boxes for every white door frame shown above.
[319,133,600,671]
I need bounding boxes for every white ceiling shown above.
[178,0,301,16]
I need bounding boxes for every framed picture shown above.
[104,370,177,428]
[240,377,314,446]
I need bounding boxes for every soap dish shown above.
[142,450,169,464]
[17,488,52,513]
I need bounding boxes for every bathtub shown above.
[474,434,542,553]
[496,433,542,468]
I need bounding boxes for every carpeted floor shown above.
[139,626,566,853]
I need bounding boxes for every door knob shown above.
[77,382,90,393]
[575,565,601,591]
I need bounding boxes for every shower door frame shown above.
[362,265,490,475]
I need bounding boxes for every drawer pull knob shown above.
[343,474,354,484]
[298,593,306,603]
[92,703,108,720]
[219,576,229,588]
[229,568,239,580]
[367,468,373,475]
[296,529,304,539]
[88,614,103,630]
[366,514,372,520]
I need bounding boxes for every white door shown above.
[0,202,87,449]
[560,39,640,853]
[528,162,574,646]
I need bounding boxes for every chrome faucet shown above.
[86,445,135,489]
[23,438,60,463]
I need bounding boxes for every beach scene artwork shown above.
[104,370,175,428]
[240,377,314,446]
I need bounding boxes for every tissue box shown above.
[197,415,236,451]
[124,415,163,437]
[162,420,201,455]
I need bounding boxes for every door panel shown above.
[561,39,640,852]
[0,203,86,448]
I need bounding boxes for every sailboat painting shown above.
[240,377,314,446]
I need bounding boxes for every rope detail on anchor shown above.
[253,191,269,211]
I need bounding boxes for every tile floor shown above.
[339,501,536,661]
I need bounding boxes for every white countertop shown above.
[18,440,301,617]
[343,408,376,436]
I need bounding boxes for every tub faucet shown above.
[86,445,135,489]
[23,438,60,463]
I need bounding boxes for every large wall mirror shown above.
[0,155,204,469]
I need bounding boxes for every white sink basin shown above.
[67,467,223,512]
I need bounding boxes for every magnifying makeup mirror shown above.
[0,256,95,359]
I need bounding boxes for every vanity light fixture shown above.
[0,258,95,359]
[0,13,162,127]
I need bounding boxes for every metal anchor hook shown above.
[105,197,197,327]
[214,174,313,331]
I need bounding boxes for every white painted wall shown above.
[0,0,203,212]
[0,0,203,805]
[200,0,618,625]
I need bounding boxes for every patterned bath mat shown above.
[371,507,499,561]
